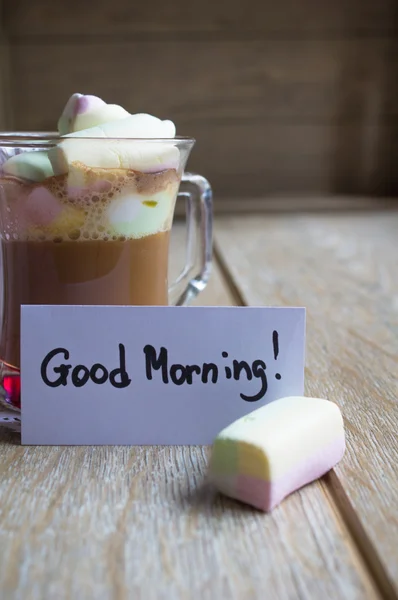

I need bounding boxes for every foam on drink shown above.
[1,165,179,242]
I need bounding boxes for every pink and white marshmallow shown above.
[51,93,178,174]
[57,93,130,135]
[2,151,54,182]
[209,396,345,512]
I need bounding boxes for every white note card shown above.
[21,306,306,445]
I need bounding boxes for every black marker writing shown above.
[233,360,252,382]
[40,333,282,403]
[272,330,279,360]
[272,330,281,380]
[40,344,131,389]
[144,345,169,383]
[202,363,218,383]
[240,360,267,402]
[143,346,269,401]
[41,347,71,388]
[223,351,232,379]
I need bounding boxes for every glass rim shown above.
[0,132,195,145]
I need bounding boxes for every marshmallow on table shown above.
[2,151,54,182]
[209,396,345,512]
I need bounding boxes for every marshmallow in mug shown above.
[24,186,85,237]
[50,114,179,175]
[57,93,130,135]
[107,188,178,238]
[2,151,54,182]
[64,113,176,139]
[25,187,63,227]
[57,94,175,138]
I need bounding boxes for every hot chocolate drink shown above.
[0,232,171,369]
[0,93,190,408]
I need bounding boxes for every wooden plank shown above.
[184,123,398,198]
[0,438,382,599]
[0,221,385,599]
[0,1,12,129]
[214,212,398,595]
[9,40,397,126]
[7,41,398,197]
[4,0,398,36]
[194,196,398,214]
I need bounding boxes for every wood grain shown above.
[0,439,382,599]
[5,0,398,36]
[215,211,398,594]
[3,0,398,200]
[197,196,398,214]
[184,123,398,198]
[0,1,12,129]
[10,40,397,125]
[0,219,392,599]
[7,40,398,198]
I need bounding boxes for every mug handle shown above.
[168,172,213,306]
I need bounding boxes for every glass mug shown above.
[0,134,212,412]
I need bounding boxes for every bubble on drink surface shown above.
[0,164,180,241]
[68,229,81,240]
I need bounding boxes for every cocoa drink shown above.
[0,92,192,409]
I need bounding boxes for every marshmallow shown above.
[58,93,130,134]
[58,93,102,134]
[209,397,345,512]
[1,93,180,241]
[65,114,176,139]
[65,161,113,196]
[25,187,63,227]
[23,185,85,237]
[2,151,54,182]
[32,203,85,238]
[54,96,178,174]
[0,148,22,167]
[71,104,130,133]
[107,188,178,238]
[49,140,179,175]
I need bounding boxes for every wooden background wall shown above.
[0,0,397,205]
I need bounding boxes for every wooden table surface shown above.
[1,211,397,600]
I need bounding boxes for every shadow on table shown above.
[177,479,262,516]
[0,427,20,445]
